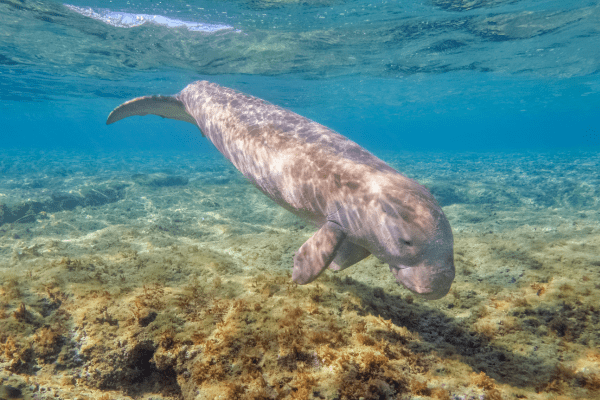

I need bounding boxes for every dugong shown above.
[107,81,455,300]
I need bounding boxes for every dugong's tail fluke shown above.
[106,95,197,126]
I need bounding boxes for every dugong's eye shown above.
[403,240,412,246]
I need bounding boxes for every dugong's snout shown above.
[390,259,455,300]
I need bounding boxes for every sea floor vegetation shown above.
[1,149,599,400]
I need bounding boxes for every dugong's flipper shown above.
[329,241,371,271]
[293,221,346,284]
[106,95,198,127]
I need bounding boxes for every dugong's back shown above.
[177,81,398,172]
[109,81,408,224]
[176,81,386,168]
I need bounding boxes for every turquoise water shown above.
[1,0,599,152]
[1,1,600,400]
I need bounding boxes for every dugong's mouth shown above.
[390,263,454,300]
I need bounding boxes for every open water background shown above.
[0,0,599,153]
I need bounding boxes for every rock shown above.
[133,173,188,187]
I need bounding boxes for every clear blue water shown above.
[1,0,599,153]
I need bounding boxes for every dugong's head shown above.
[351,183,455,300]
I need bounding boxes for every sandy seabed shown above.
[0,149,599,400]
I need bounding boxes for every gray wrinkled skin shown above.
[107,81,455,300]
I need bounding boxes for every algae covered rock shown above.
[0,201,43,225]
[133,173,188,187]
[80,183,127,207]
[0,182,127,226]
